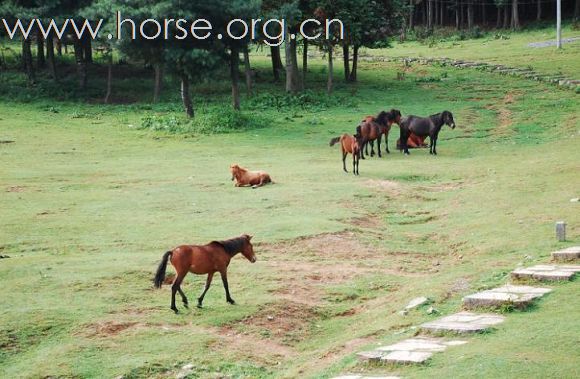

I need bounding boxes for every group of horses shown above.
[153,110,457,314]
[330,109,457,175]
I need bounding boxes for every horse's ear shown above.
[246,234,253,241]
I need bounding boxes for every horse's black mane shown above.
[213,236,246,256]
[376,109,401,125]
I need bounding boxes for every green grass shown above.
[368,24,580,78]
[0,41,579,378]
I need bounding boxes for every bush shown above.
[248,90,357,112]
[138,108,271,135]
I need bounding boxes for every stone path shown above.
[463,285,552,310]
[332,245,578,378]
[552,246,580,261]
[357,337,467,364]
[512,264,580,281]
[421,312,505,334]
[362,55,580,92]
[528,37,580,48]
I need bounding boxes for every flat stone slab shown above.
[421,311,505,333]
[357,337,467,364]
[551,246,580,261]
[463,285,552,309]
[512,264,580,281]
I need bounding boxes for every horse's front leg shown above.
[429,135,435,155]
[370,140,376,157]
[377,136,382,158]
[385,130,390,154]
[220,271,235,304]
[197,272,214,308]
[433,136,438,155]
[360,141,366,159]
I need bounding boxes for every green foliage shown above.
[248,90,357,111]
[139,108,270,135]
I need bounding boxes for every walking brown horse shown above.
[356,109,402,159]
[329,133,363,175]
[154,234,257,313]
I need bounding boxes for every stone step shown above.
[512,264,580,281]
[463,285,551,310]
[551,246,580,261]
[420,311,505,334]
[357,337,467,364]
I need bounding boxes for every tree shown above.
[511,0,519,30]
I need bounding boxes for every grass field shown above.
[370,24,580,78]
[1,33,579,378]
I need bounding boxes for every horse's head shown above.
[230,164,240,180]
[390,109,402,124]
[241,234,257,263]
[442,111,456,129]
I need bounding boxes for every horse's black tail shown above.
[329,136,341,146]
[153,251,172,289]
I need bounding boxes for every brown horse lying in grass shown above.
[357,109,402,159]
[230,164,272,188]
[396,133,428,150]
[329,133,363,175]
[154,234,257,313]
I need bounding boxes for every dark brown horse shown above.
[329,133,362,175]
[399,111,456,155]
[154,234,257,313]
[356,109,402,159]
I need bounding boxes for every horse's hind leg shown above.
[342,151,348,172]
[370,140,375,157]
[377,136,382,158]
[220,270,235,305]
[429,135,434,155]
[432,136,438,155]
[171,272,186,313]
[385,131,390,154]
[197,272,214,308]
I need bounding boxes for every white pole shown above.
[557,0,562,49]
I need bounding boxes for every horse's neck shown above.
[430,114,444,129]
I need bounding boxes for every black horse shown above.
[356,109,402,159]
[399,111,456,155]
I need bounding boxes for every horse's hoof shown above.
[171,307,179,314]
[227,299,236,305]
[196,304,203,309]
[183,303,189,309]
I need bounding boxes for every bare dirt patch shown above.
[82,321,140,337]
[222,301,318,347]
[487,91,522,137]
[348,215,384,229]
[363,179,402,196]
[5,186,25,193]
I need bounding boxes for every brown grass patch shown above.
[82,321,140,337]
[363,179,402,196]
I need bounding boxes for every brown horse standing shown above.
[329,133,362,175]
[154,234,257,313]
[357,109,402,159]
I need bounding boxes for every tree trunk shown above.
[83,36,93,64]
[22,37,35,84]
[342,43,350,82]
[422,0,426,26]
[575,0,579,21]
[302,40,308,81]
[46,34,57,81]
[536,0,542,21]
[409,0,414,29]
[428,0,433,30]
[104,52,112,104]
[467,3,474,29]
[230,46,241,110]
[284,27,302,93]
[243,45,253,97]
[460,2,464,29]
[180,74,194,118]
[511,0,519,30]
[503,5,509,28]
[441,1,445,26]
[153,63,163,103]
[36,35,45,68]
[482,2,487,25]
[56,39,62,56]
[270,45,283,82]
[73,37,87,90]
[456,1,460,30]
[327,44,333,95]
[497,7,502,28]
[349,45,359,83]
[435,0,439,25]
